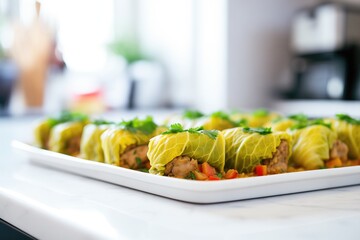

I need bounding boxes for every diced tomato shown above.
[194,171,208,180]
[201,162,216,177]
[255,165,267,176]
[347,159,360,166]
[208,175,221,181]
[224,169,238,179]
[325,158,342,168]
[198,163,202,172]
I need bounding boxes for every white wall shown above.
[137,0,195,108]
[132,0,349,110]
[226,0,319,110]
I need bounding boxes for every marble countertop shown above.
[1,114,360,240]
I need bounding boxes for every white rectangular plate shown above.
[12,140,360,203]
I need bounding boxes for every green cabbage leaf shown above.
[148,130,225,175]
[222,127,292,173]
[290,125,337,169]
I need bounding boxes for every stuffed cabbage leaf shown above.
[290,125,337,169]
[222,127,292,173]
[148,126,225,176]
[331,114,360,160]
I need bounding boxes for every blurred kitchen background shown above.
[1,0,360,117]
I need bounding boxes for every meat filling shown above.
[261,140,289,174]
[120,145,150,169]
[330,140,348,163]
[164,156,199,178]
[65,135,81,156]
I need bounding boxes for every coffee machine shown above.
[289,2,360,100]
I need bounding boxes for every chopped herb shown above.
[162,124,219,140]
[138,168,149,173]
[47,111,88,127]
[201,130,218,140]
[235,118,248,127]
[183,110,204,119]
[92,119,114,125]
[216,173,223,178]
[243,127,272,135]
[253,108,269,117]
[162,123,184,134]
[271,117,284,124]
[211,111,242,127]
[133,150,137,155]
[187,126,204,133]
[186,171,196,180]
[135,157,142,166]
[288,114,308,122]
[119,116,157,134]
[336,114,360,125]
[290,118,331,130]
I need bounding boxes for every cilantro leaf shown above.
[162,123,219,140]
[135,157,142,166]
[211,111,243,127]
[336,114,360,125]
[211,111,231,121]
[186,171,196,180]
[47,111,88,127]
[290,118,331,130]
[253,108,269,117]
[288,114,308,122]
[162,123,184,134]
[243,127,272,135]
[119,116,157,134]
[92,119,114,125]
[183,110,204,119]
[201,130,218,140]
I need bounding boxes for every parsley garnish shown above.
[47,111,88,127]
[135,157,142,166]
[211,111,244,127]
[186,171,196,180]
[243,127,272,135]
[201,130,219,140]
[216,173,223,178]
[138,168,149,173]
[288,114,308,122]
[336,114,360,125]
[290,119,331,130]
[162,123,184,134]
[183,110,204,119]
[162,123,219,139]
[253,109,269,117]
[92,119,114,125]
[211,111,231,120]
[118,116,157,134]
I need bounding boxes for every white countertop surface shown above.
[1,113,360,240]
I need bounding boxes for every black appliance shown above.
[289,2,360,100]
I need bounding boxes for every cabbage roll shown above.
[330,114,360,160]
[163,110,205,129]
[165,110,245,131]
[290,120,348,170]
[222,127,292,174]
[231,109,280,128]
[148,124,225,178]
[269,114,308,132]
[101,117,162,170]
[202,111,246,131]
[34,111,88,151]
[80,120,115,162]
